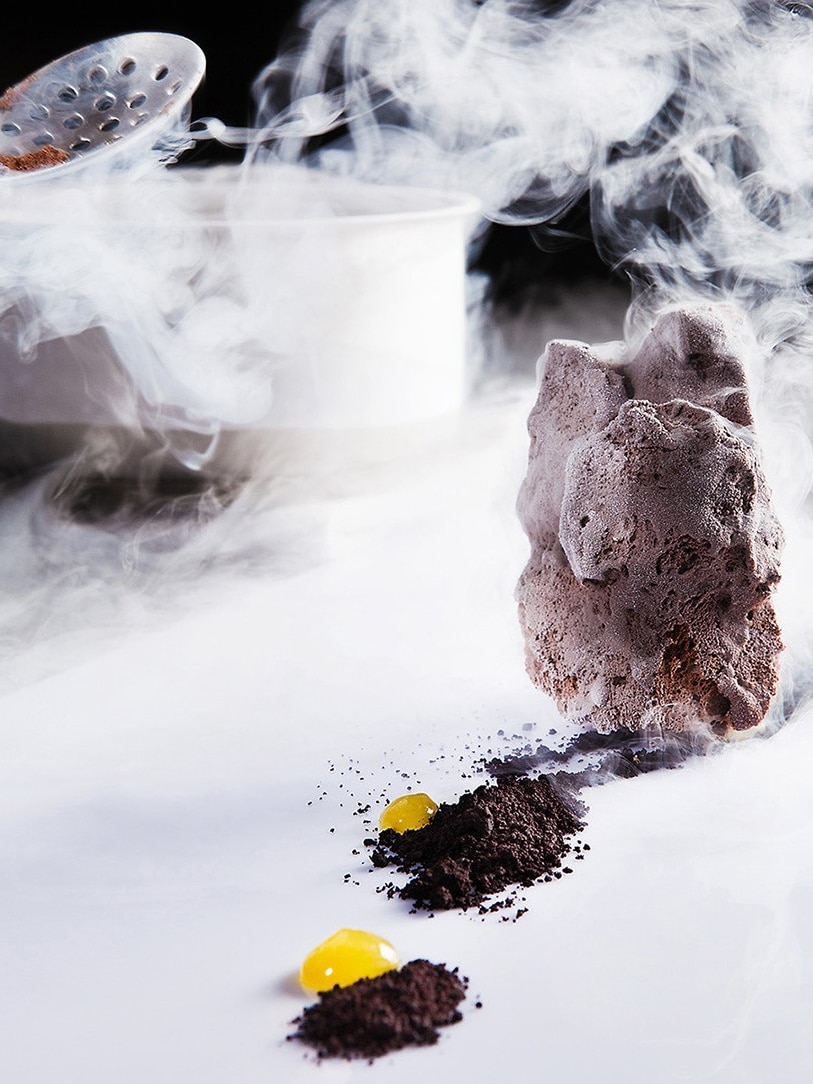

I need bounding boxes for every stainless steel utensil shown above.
[0,32,205,180]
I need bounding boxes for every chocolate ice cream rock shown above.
[516,305,784,736]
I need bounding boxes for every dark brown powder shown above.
[369,773,585,911]
[288,959,468,1060]
[0,85,21,110]
[0,75,34,110]
[0,145,70,172]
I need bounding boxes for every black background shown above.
[0,5,613,299]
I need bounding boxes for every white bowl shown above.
[0,164,482,477]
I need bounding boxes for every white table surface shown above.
[1,318,812,1084]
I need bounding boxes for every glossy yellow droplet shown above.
[379,792,439,833]
[299,928,399,993]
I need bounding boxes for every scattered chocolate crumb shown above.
[0,144,69,172]
[288,959,468,1060]
[369,774,585,911]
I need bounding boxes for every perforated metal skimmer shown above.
[0,32,205,180]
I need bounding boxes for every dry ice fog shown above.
[1,0,812,739]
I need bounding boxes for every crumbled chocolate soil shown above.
[369,773,585,911]
[288,959,468,1060]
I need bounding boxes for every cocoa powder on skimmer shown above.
[0,145,69,172]
[369,773,586,912]
[288,959,469,1060]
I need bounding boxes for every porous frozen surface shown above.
[516,304,784,736]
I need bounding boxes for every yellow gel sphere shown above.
[379,792,439,833]
[299,928,399,993]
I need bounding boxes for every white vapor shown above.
[4,12,813,1078]
[246,1,813,329]
[243,0,813,717]
[2,0,813,717]
[245,0,813,494]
